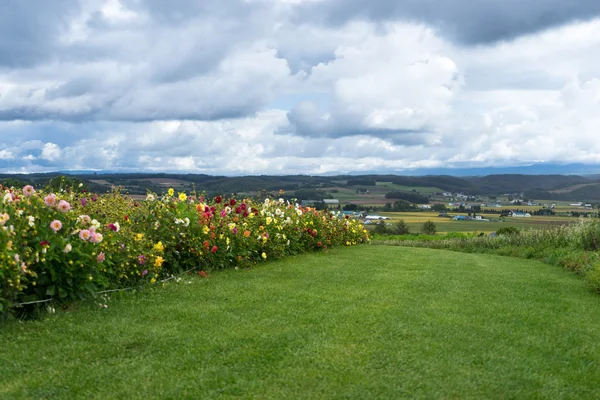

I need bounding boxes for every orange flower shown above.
[243,230,251,238]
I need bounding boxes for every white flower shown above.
[91,219,101,229]
[63,244,72,253]
[27,216,35,227]
[3,192,13,204]
[113,222,120,232]
[278,198,285,204]
[16,210,23,216]
[264,198,270,205]
[184,217,190,227]
[146,193,156,201]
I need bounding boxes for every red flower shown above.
[124,215,129,222]
[198,270,209,278]
[203,241,210,249]
[317,242,322,247]
[229,199,236,206]
[240,203,247,210]
[215,196,222,204]
[211,245,218,253]
[40,241,50,247]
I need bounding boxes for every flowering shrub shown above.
[0,185,369,315]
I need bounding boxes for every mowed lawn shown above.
[2,246,600,399]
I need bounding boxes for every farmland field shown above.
[372,212,576,233]
[2,246,600,399]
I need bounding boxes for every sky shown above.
[1,0,600,175]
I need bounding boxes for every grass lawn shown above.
[2,246,600,399]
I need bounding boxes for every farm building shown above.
[365,215,391,220]
[323,199,340,206]
[509,211,531,217]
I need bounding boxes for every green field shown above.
[374,182,443,194]
[2,247,600,399]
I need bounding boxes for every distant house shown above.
[510,211,531,218]
[570,202,583,206]
[323,199,340,206]
[452,215,467,221]
[419,205,431,210]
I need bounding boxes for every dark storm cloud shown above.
[0,0,79,67]
[293,0,600,44]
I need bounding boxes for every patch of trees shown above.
[347,179,376,186]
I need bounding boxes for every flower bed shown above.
[0,185,369,316]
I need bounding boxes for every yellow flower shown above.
[168,188,174,196]
[178,192,187,202]
[202,225,209,235]
[135,233,144,241]
[261,252,267,260]
[151,277,156,284]
[266,217,272,225]
[155,256,164,267]
[153,241,164,252]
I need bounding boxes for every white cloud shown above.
[0,149,15,160]
[41,143,62,162]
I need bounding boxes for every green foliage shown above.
[421,220,437,235]
[374,221,389,235]
[496,226,520,236]
[394,219,410,235]
[431,203,447,212]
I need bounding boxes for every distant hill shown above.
[1,172,599,200]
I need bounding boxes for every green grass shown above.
[374,182,443,194]
[2,247,600,399]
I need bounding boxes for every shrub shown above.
[374,221,389,235]
[496,227,520,236]
[394,220,410,235]
[421,221,437,235]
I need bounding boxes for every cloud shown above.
[280,23,460,144]
[292,0,600,45]
[40,143,62,162]
[1,1,600,174]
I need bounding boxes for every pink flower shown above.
[50,219,62,232]
[44,194,57,207]
[79,229,91,241]
[22,185,35,197]
[90,232,103,243]
[141,269,148,276]
[57,200,71,213]
[138,255,146,265]
[97,252,105,263]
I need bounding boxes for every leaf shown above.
[46,285,56,296]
